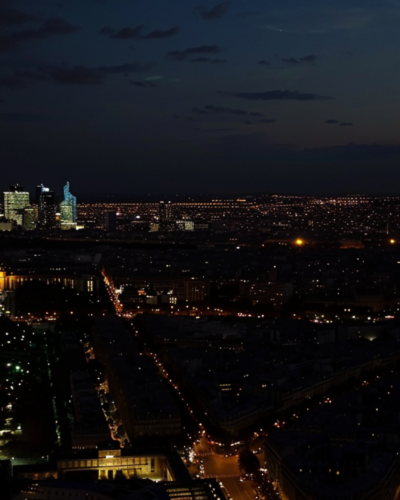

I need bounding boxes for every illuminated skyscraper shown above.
[3,184,30,226]
[159,201,174,231]
[59,182,77,229]
[63,181,77,221]
[37,184,57,228]
[23,206,36,230]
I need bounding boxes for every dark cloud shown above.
[0,61,152,89]
[194,2,231,20]
[258,60,270,65]
[0,74,25,89]
[259,119,277,123]
[299,55,318,62]
[129,80,156,88]
[235,90,334,101]
[111,25,144,39]
[237,11,261,18]
[0,17,80,51]
[194,127,239,132]
[145,26,180,39]
[107,25,179,40]
[0,38,15,52]
[281,55,318,64]
[34,17,79,37]
[167,45,221,61]
[43,65,104,85]
[99,25,113,35]
[97,63,152,74]
[281,57,298,64]
[15,69,48,81]
[193,104,264,118]
[340,122,353,126]
[192,108,209,114]
[0,68,52,89]
[190,57,211,63]
[190,57,227,63]
[0,9,36,25]
[172,114,200,122]
[205,104,247,115]
[325,119,339,124]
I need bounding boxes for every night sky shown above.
[2,0,400,195]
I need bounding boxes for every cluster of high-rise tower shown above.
[2,182,77,230]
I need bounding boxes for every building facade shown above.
[60,181,77,228]
[37,184,57,228]
[3,184,30,226]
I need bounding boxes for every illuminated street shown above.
[202,454,240,479]
[193,438,256,500]
[201,454,254,500]
[222,478,256,500]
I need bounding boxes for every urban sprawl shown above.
[2,185,400,500]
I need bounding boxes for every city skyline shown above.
[2,1,400,194]
[4,178,400,202]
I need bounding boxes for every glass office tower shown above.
[37,184,57,228]
[59,182,77,229]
